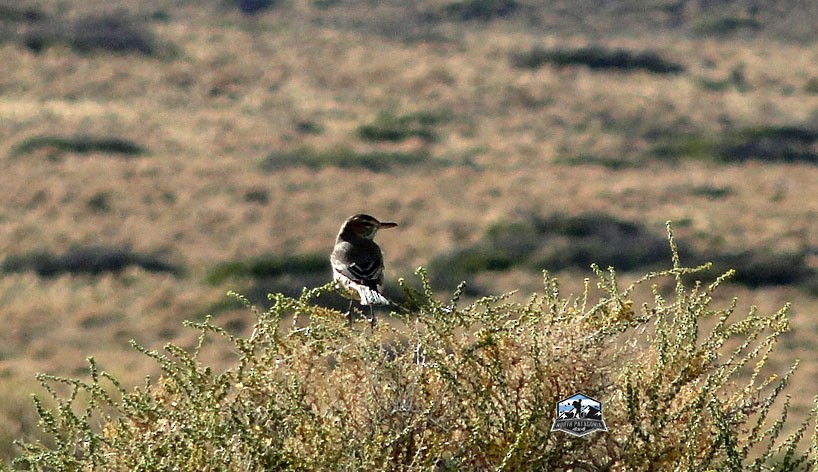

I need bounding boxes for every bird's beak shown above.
[379,222,398,229]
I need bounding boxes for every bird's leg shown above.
[346,300,355,325]
[368,305,376,330]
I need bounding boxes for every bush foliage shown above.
[651,126,818,164]
[205,253,333,313]
[9,226,818,470]
[429,213,674,292]
[0,5,44,23]
[356,110,450,143]
[430,213,817,294]
[2,246,179,277]
[11,135,146,159]
[22,12,162,55]
[693,16,763,37]
[439,0,519,21]
[232,0,277,15]
[511,46,684,74]
[260,147,430,172]
[206,254,327,286]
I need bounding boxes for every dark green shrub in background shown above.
[22,12,164,55]
[0,4,44,23]
[441,0,518,21]
[429,213,672,292]
[512,45,684,74]
[9,227,818,470]
[356,110,450,143]
[260,147,430,172]
[431,212,817,294]
[652,126,818,164]
[234,0,276,15]
[805,77,818,95]
[555,154,643,170]
[694,16,763,37]
[2,246,179,277]
[206,253,327,286]
[11,135,146,159]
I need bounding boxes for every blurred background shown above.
[0,0,817,460]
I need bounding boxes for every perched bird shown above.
[331,214,397,325]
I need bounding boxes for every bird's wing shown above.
[341,259,383,288]
[331,242,384,288]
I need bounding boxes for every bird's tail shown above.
[356,285,390,306]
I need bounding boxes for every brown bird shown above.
[331,214,397,325]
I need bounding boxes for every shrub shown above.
[652,126,818,164]
[0,4,44,23]
[11,135,146,160]
[293,120,323,135]
[2,246,180,277]
[511,46,684,74]
[233,0,276,15]
[430,213,673,292]
[86,192,114,213]
[431,212,817,294]
[555,154,643,170]
[356,110,450,143]
[709,250,814,288]
[260,147,430,172]
[694,16,763,37]
[206,253,327,285]
[206,253,337,314]
[441,0,518,21]
[688,184,733,200]
[724,127,818,163]
[22,12,161,55]
[805,77,818,95]
[242,188,269,204]
[10,227,818,470]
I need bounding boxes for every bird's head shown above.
[340,214,397,240]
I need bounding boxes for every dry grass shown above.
[1,0,818,465]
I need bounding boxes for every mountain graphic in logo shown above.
[551,393,607,437]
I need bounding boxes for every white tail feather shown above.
[357,285,389,305]
[334,272,389,305]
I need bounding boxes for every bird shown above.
[330,214,397,326]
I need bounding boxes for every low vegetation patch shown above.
[22,12,163,55]
[805,77,818,95]
[206,253,335,314]
[230,0,277,15]
[439,0,519,21]
[687,184,734,200]
[511,45,684,74]
[260,147,430,172]
[2,246,179,277]
[206,253,326,285]
[11,135,146,160]
[10,228,818,470]
[652,126,818,164]
[356,110,450,143]
[0,4,44,23]
[709,250,815,288]
[693,16,763,37]
[430,212,817,293]
[555,154,643,170]
[430,213,672,292]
